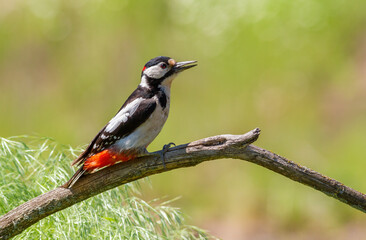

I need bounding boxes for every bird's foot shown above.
[160,142,176,168]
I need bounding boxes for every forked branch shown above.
[0,128,365,239]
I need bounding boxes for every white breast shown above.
[113,95,170,152]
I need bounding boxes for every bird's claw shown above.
[160,142,176,168]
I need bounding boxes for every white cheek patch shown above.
[144,65,169,79]
[105,98,143,132]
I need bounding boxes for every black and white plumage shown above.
[65,56,197,188]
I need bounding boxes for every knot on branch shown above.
[185,127,261,152]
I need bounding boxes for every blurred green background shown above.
[1,0,366,238]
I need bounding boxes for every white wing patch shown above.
[105,97,143,133]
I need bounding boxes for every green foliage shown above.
[0,137,216,239]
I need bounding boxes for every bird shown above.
[64,56,197,188]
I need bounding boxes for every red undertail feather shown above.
[64,149,137,188]
[83,149,137,172]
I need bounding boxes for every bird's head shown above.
[140,56,197,89]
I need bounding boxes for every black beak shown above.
[174,60,197,73]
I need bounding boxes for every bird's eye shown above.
[160,63,167,69]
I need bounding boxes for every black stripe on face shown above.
[143,70,175,89]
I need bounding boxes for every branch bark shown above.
[1,128,365,239]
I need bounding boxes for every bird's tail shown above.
[62,166,87,189]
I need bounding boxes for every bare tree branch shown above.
[0,128,365,239]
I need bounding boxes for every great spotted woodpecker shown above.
[64,56,197,188]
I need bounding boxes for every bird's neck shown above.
[139,75,172,99]
[139,75,150,89]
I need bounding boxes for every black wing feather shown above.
[71,127,105,166]
[72,87,157,166]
